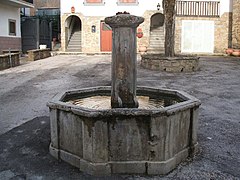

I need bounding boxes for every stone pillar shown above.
[105,13,144,108]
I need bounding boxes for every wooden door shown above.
[101,22,112,51]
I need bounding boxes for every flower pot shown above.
[232,51,240,57]
[225,48,233,55]
[39,45,47,49]
[137,32,143,38]
[139,46,147,55]
[137,28,143,38]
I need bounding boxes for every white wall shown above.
[220,0,232,15]
[61,0,162,16]
[0,4,21,37]
[61,0,232,17]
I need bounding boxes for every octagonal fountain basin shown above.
[47,86,201,176]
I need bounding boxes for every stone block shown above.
[59,111,83,158]
[111,161,146,174]
[109,117,149,161]
[79,159,111,176]
[0,53,20,70]
[27,48,51,61]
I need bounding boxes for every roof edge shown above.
[8,0,34,8]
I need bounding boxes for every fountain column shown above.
[105,13,144,108]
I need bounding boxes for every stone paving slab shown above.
[0,55,239,179]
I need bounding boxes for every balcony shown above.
[176,1,220,17]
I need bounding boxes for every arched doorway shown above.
[148,13,165,53]
[65,15,82,52]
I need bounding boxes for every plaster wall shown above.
[0,4,21,37]
[61,0,163,17]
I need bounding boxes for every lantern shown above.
[71,6,75,13]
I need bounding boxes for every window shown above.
[117,0,138,5]
[84,0,105,5]
[9,19,16,36]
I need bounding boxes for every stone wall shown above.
[61,11,161,53]
[27,48,51,61]
[82,16,105,53]
[138,10,163,48]
[175,12,231,54]
[0,37,21,54]
[232,0,240,49]
[0,53,20,70]
[141,54,199,72]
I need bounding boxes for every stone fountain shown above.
[47,13,201,176]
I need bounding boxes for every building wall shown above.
[232,0,240,48]
[30,0,60,15]
[175,12,231,54]
[61,0,162,52]
[61,0,232,54]
[61,0,162,16]
[0,3,22,53]
[0,4,21,37]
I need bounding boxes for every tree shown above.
[163,0,176,57]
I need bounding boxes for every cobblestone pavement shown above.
[0,55,239,179]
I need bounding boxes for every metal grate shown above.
[176,1,220,17]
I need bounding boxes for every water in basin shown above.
[66,95,181,110]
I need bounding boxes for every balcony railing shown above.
[176,1,220,17]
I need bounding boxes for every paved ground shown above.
[0,55,239,179]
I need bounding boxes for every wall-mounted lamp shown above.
[157,3,160,11]
[91,25,96,33]
[71,6,75,13]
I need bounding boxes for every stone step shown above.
[147,49,165,53]
[69,38,81,41]
[68,44,81,47]
[150,37,164,42]
[66,48,82,52]
[68,41,81,44]
[150,30,164,33]
[149,42,164,46]
[147,47,164,50]
[71,35,81,38]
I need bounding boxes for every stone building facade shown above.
[60,0,234,54]
[232,0,240,49]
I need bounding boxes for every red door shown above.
[101,22,112,52]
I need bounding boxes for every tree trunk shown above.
[163,0,176,57]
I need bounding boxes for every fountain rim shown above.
[47,86,201,118]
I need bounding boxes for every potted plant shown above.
[225,48,233,55]
[138,44,147,55]
[232,49,240,57]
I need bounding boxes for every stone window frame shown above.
[83,0,105,6]
[117,0,139,6]
[9,19,16,36]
